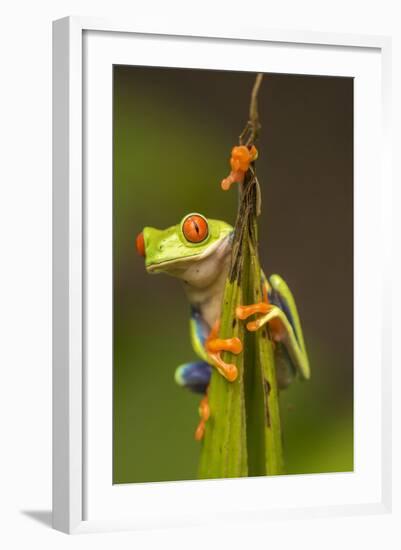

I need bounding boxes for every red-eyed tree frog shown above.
[136,213,310,440]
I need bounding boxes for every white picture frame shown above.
[52,16,392,534]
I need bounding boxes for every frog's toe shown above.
[205,336,242,355]
[236,302,270,320]
[208,353,238,382]
[221,170,245,191]
[195,395,210,441]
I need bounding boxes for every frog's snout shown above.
[136,231,146,257]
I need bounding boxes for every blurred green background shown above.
[113,66,353,483]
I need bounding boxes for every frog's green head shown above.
[136,213,233,288]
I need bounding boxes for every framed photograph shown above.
[52,16,392,534]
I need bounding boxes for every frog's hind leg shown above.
[175,361,212,440]
[174,361,211,394]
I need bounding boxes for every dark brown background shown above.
[113,66,353,482]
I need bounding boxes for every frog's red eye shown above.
[182,215,209,243]
[136,231,146,257]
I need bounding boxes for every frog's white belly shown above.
[184,255,230,330]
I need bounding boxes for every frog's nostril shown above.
[136,232,146,257]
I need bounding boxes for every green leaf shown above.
[198,280,248,479]
[198,73,284,479]
[198,181,284,479]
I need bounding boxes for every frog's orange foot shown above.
[206,336,243,355]
[208,344,242,382]
[205,321,242,382]
[205,336,242,382]
[236,302,273,332]
[221,145,258,191]
[231,145,258,172]
[194,395,210,441]
[195,420,206,441]
[221,170,245,191]
[198,395,210,421]
[236,302,270,320]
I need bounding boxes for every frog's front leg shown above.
[188,307,242,382]
[236,274,310,381]
[205,319,242,382]
[193,321,242,440]
[183,309,243,441]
